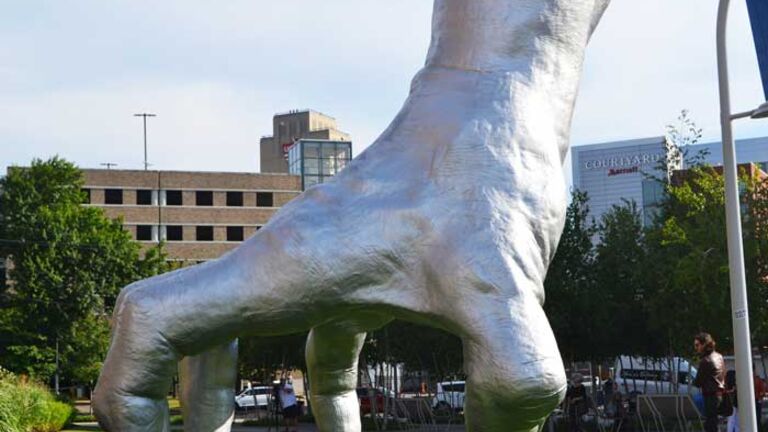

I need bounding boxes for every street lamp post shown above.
[134,113,156,171]
[716,1,767,430]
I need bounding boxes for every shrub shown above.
[0,367,74,432]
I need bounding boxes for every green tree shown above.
[0,157,168,382]
[365,321,463,381]
[645,165,768,354]
[238,333,308,384]
[593,201,664,358]
[544,189,597,362]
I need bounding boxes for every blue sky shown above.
[2,0,767,179]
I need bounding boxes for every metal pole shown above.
[143,116,148,170]
[55,337,59,395]
[717,1,757,430]
[134,113,156,171]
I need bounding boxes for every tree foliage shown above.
[544,165,768,362]
[238,333,309,383]
[0,157,168,382]
[645,165,768,354]
[363,321,463,381]
[593,201,664,357]
[545,192,666,361]
[544,190,597,362]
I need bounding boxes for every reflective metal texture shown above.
[93,1,610,430]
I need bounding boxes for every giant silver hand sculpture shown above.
[93,0,610,430]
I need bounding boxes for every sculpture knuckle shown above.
[115,283,155,322]
[92,393,117,428]
[473,375,565,416]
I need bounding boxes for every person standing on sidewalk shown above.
[279,375,299,432]
[693,333,726,432]
[565,373,589,432]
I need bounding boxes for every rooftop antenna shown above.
[134,113,156,170]
[100,162,118,170]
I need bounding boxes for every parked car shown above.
[432,381,465,412]
[356,387,396,415]
[614,356,698,396]
[235,385,273,410]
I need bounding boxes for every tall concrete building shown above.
[571,137,677,226]
[571,135,768,226]
[81,169,301,262]
[692,136,768,173]
[260,110,351,173]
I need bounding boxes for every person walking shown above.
[693,333,726,432]
[278,374,299,432]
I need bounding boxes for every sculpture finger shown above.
[92,284,178,431]
[93,242,309,430]
[179,339,238,432]
[306,316,392,432]
[460,293,566,432]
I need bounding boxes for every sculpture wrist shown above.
[426,0,605,73]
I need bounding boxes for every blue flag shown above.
[747,0,768,100]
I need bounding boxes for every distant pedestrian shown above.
[603,374,615,405]
[279,374,299,432]
[605,381,626,432]
[693,332,726,432]
[565,373,589,432]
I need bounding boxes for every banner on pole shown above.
[747,0,768,100]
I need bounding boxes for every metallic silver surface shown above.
[93,1,610,430]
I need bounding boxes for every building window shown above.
[166,225,183,241]
[136,225,153,241]
[641,180,665,207]
[81,188,91,204]
[641,180,666,227]
[256,192,274,207]
[166,190,183,206]
[227,226,244,242]
[288,140,353,190]
[196,191,213,206]
[136,190,153,205]
[196,226,214,241]
[104,189,123,205]
[226,191,243,207]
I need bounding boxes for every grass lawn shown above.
[64,398,182,431]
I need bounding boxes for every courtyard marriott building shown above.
[81,169,301,263]
[572,137,676,226]
[572,136,768,225]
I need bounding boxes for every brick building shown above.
[81,169,302,262]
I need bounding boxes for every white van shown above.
[432,381,466,412]
[614,356,699,396]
